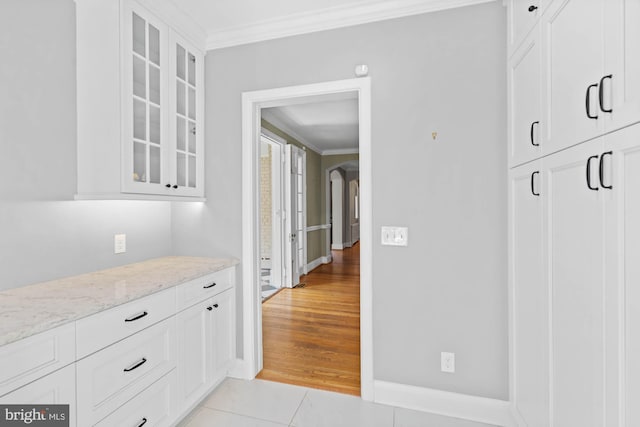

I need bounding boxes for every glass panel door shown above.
[174,41,197,189]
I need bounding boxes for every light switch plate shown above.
[441,352,455,373]
[381,226,408,246]
[114,234,126,254]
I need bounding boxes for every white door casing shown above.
[241,78,373,400]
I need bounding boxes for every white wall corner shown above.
[373,381,517,427]
[331,243,345,250]
[227,358,252,380]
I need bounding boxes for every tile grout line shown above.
[288,389,309,426]
[200,407,291,425]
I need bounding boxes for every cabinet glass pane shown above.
[150,105,160,144]
[149,64,160,105]
[188,121,196,153]
[177,152,186,187]
[150,145,160,184]
[133,141,146,182]
[132,13,145,57]
[188,53,196,86]
[177,81,185,116]
[188,155,196,187]
[149,25,160,65]
[133,99,146,140]
[176,44,185,81]
[176,117,186,151]
[133,56,146,98]
[188,87,196,120]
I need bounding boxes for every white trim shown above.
[207,0,497,50]
[306,255,332,273]
[322,148,360,156]
[331,243,345,250]
[306,224,331,232]
[241,77,374,399]
[374,381,516,427]
[261,127,287,145]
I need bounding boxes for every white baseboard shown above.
[227,358,252,379]
[306,255,332,273]
[374,381,516,427]
[331,243,344,250]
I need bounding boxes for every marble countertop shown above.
[0,256,239,347]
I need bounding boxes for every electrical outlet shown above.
[441,352,455,373]
[114,234,126,254]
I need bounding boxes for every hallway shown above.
[257,243,361,395]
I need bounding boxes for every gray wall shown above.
[172,2,508,400]
[0,0,173,290]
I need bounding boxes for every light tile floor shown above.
[178,378,498,427]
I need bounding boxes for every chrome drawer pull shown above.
[124,311,148,322]
[136,417,148,427]
[124,357,147,372]
[203,282,217,289]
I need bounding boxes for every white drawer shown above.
[76,288,175,359]
[0,364,76,427]
[175,268,234,312]
[76,318,176,426]
[0,323,75,397]
[95,370,177,427]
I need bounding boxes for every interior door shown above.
[283,145,306,287]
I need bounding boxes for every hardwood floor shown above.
[256,243,361,395]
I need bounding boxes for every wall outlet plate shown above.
[114,234,126,254]
[381,226,408,246]
[441,352,455,373]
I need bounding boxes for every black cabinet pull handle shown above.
[125,311,148,322]
[203,282,217,289]
[530,121,540,146]
[165,183,171,188]
[213,304,219,308]
[531,171,540,196]
[586,83,599,119]
[137,418,148,427]
[599,151,613,189]
[528,5,538,12]
[586,155,599,191]
[172,185,178,189]
[599,74,613,113]
[124,357,147,372]
[207,306,213,311]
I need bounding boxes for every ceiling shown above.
[262,97,359,155]
[168,0,495,49]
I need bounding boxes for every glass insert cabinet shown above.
[122,2,204,197]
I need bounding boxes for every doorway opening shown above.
[241,78,373,400]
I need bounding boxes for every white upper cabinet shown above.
[76,0,205,200]
[602,0,640,132]
[508,28,542,167]
[541,0,605,155]
[507,0,550,56]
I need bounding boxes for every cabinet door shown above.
[542,0,604,154]
[176,299,212,410]
[212,289,235,381]
[0,364,76,427]
[169,32,204,197]
[603,0,640,132]
[509,30,542,166]
[508,161,548,426]
[507,0,545,54]
[122,1,170,196]
[544,138,606,427]
[606,124,640,427]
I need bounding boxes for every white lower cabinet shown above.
[511,124,640,426]
[0,364,76,427]
[176,287,236,413]
[95,370,177,427]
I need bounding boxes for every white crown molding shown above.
[261,113,323,154]
[206,0,497,50]
[322,148,360,156]
[141,0,208,50]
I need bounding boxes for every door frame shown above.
[240,77,373,400]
